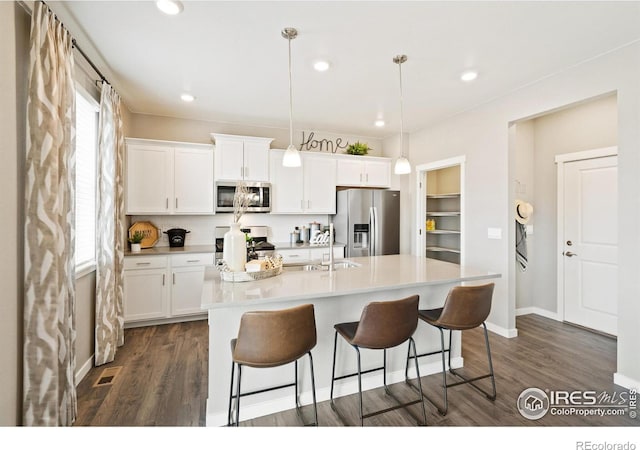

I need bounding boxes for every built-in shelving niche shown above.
[426,166,461,264]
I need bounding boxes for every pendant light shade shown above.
[282,27,301,167]
[394,156,411,175]
[393,54,411,175]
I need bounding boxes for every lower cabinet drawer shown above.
[124,255,168,270]
[171,253,214,267]
[276,249,310,264]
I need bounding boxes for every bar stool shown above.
[330,295,427,426]
[227,303,318,426]
[406,283,496,415]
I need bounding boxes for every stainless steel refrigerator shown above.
[332,189,400,257]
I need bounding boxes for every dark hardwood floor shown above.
[74,314,638,427]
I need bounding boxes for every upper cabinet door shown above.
[304,155,337,214]
[214,139,245,181]
[364,159,391,187]
[125,139,214,215]
[212,134,273,182]
[242,140,270,182]
[174,146,214,214]
[335,156,391,188]
[269,150,304,213]
[335,158,364,186]
[126,143,173,214]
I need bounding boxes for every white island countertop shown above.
[201,254,500,310]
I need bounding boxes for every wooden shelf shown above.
[426,193,460,199]
[426,211,461,216]
[426,229,460,235]
[426,246,461,254]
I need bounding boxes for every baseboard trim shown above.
[613,373,640,390]
[75,354,94,386]
[485,321,518,338]
[206,356,464,426]
[516,307,560,321]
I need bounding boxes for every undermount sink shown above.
[283,260,361,272]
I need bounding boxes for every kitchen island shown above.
[201,254,501,426]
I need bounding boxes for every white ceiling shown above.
[56,1,640,138]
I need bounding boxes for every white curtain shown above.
[23,1,77,426]
[95,82,126,366]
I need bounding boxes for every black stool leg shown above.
[438,327,449,415]
[294,359,299,408]
[227,361,235,426]
[383,348,390,395]
[483,323,497,400]
[234,364,242,427]
[410,337,428,426]
[356,346,364,427]
[308,352,318,426]
[330,330,338,403]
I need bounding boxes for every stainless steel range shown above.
[214,225,275,266]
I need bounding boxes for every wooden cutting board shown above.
[128,221,160,249]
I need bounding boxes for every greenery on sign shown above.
[129,231,145,244]
[345,141,371,156]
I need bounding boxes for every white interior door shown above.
[562,155,618,335]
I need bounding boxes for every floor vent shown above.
[93,366,123,388]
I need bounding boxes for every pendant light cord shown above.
[398,61,404,158]
[288,35,294,147]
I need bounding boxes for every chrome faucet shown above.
[329,223,335,273]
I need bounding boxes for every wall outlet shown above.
[487,227,502,240]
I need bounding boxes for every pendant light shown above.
[282,27,301,167]
[393,54,411,175]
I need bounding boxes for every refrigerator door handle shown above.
[373,206,379,256]
[369,206,375,256]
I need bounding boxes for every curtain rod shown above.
[36,0,110,86]
[71,39,109,86]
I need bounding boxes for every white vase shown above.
[131,243,141,253]
[223,222,247,272]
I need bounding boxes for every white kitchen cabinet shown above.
[123,256,170,322]
[169,253,214,317]
[211,133,273,182]
[269,150,337,214]
[126,138,214,215]
[335,155,391,188]
[124,253,213,326]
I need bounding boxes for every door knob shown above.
[565,251,577,257]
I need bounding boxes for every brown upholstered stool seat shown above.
[227,303,318,426]
[406,283,497,416]
[330,295,427,426]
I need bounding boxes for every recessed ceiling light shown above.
[461,70,478,82]
[156,0,183,15]
[313,60,330,72]
[374,119,385,127]
[180,93,195,102]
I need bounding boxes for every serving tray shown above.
[220,266,283,282]
[128,221,160,248]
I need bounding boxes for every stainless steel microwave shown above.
[215,181,271,213]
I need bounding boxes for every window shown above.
[75,88,99,274]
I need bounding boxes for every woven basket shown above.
[220,265,283,283]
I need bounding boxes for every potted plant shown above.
[129,230,145,252]
[345,141,371,156]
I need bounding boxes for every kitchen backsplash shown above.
[128,214,331,247]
